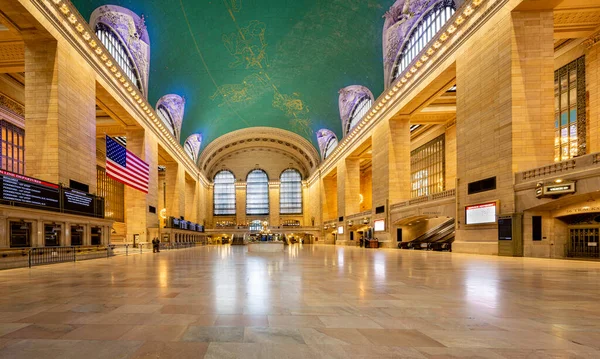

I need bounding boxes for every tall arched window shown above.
[390,2,455,83]
[157,105,176,138]
[347,96,373,134]
[246,169,269,215]
[214,170,236,215]
[280,169,302,214]
[95,23,143,93]
[324,137,338,160]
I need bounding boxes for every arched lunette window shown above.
[95,23,143,93]
[323,137,338,160]
[214,170,236,215]
[246,169,269,215]
[184,142,194,160]
[157,105,177,138]
[280,169,302,214]
[390,2,455,83]
[347,96,373,134]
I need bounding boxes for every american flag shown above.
[106,135,149,193]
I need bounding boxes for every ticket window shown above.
[10,221,31,248]
[91,227,102,246]
[44,224,61,247]
[71,226,83,246]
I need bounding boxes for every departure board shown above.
[0,170,60,210]
[62,188,95,216]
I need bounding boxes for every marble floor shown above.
[1,245,600,358]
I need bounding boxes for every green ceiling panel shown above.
[72,0,391,149]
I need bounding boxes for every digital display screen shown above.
[0,169,60,210]
[374,219,385,232]
[62,188,95,216]
[465,202,497,225]
[337,226,344,234]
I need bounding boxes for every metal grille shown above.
[246,169,269,215]
[0,120,25,174]
[554,56,585,162]
[214,170,236,215]
[410,134,445,198]
[280,169,302,214]
[96,166,125,222]
[568,227,599,258]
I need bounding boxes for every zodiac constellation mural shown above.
[211,4,313,138]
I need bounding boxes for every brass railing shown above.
[390,188,456,211]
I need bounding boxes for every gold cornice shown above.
[31,0,208,187]
[308,0,500,185]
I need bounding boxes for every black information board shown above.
[62,188,95,217]
[0,169,60,210]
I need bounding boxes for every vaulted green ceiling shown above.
[72,0,391,149]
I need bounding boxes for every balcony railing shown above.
[390,189,456,211]
[516,152,600,184]
[346,210,372,220]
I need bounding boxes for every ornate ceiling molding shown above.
[199,127,320,178]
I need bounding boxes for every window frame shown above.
[390,2,455,83]
[346,96,373,135]
[95,23,143,94]
[246,169,269,216]
[410,134,445,198]
[213,170,236,216]
[279,168,303,215]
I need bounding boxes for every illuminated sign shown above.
[0,169,60,210]
[465,202,497,225]
[374,219,385,232]
[337,226,344,234]
[536,181,576,198]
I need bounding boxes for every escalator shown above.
[231,234,245,245]
[398,218,455,251]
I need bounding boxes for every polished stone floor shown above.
[1,245,600,358]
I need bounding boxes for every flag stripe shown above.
[105,135,150,194]
[107,172,148,193]
[105,164,148,191]
[106,159,149,190]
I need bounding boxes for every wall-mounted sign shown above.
[62,188,95,216]
[0,169,60,210]
[536,181,576,199]
[465,202,497,225]
[0,170,103,218]
[337,226,344,234]
[374,219,385,232]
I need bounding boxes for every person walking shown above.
[152,237,160,253]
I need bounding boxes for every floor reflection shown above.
[1,245,600,358]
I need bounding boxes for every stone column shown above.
[371,116,411,244]
[322,176,337,221]
[269,183,280,227]
[165,160,185,220]
[586,34,600,153]
[124,128,158,244]
[185,176,198,223]
[236,183,246,226]
[24,39,96,192]
[454,10,554,254]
